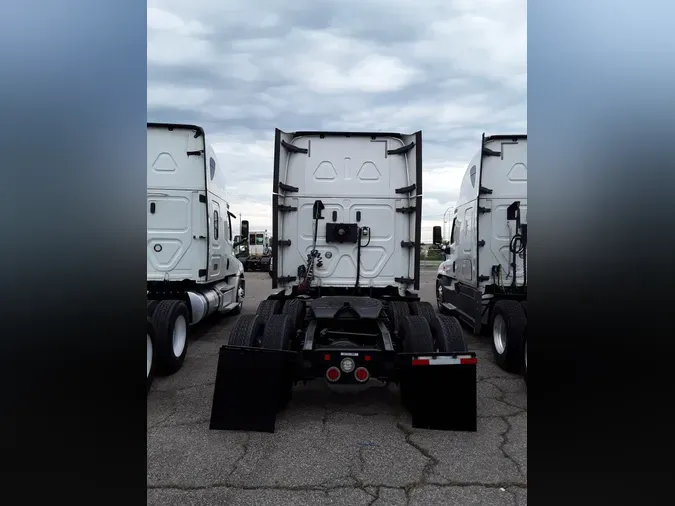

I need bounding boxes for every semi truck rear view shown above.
[210,129,478,433]
[433,134,527,383]
[146,123,246,393]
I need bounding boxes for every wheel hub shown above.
[172,315,187,357]
[493,314,507,355]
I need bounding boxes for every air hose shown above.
[509,231,527,288]
[354,226,371,292]
[298,200,324,292]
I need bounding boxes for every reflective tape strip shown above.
[412,355,477,366]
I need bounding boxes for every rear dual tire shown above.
[256,299,283,321]
[231,299,303,349]
[490,300,527,373]
[262,314,295,411]
[228,314,265,347]
[407,301,467,353]
[151,299,190,376]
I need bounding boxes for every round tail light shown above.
[326,366,341,382]
[354,367,370,383]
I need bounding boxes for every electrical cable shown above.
[354,226,371,291]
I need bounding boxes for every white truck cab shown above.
[146,122,246,391]
[434,133,527,381]
[241,230,272,272]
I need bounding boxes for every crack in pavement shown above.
[481,379,527,480]
[499,417,525,479]
[511,486,521,506]
[393,412,527,501]
[395,421,442,494]
[366,485,381,506]
[502,486,518,505]
[226,432,252,479]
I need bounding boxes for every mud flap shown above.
[209,346,297,433]
[399,353,477,432]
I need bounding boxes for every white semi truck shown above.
[433,134,527,382]
[146,122,247,393]
[241,230,272,272]
[210,128,478,433]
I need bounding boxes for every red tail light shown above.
[326,367,341,382]
[354,367,369,383]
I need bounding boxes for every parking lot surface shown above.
[147,270,527,506]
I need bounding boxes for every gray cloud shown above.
[148,0,526,238]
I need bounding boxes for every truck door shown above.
[223,210,239,276]
[455,205,475,285]
[209,200,223,279]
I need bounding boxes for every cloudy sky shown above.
[147,0,526,242]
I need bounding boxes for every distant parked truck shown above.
[233,233,249,260]
[242,229,272,272]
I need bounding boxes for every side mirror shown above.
[432,226,443,245]
[241,220,249,239]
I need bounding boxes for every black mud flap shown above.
[209,346,297,433]
[398,352,477,432]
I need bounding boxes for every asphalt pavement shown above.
[147,269,527,506]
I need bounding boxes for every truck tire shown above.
[490,300,526,373]
[147,317,156,395]
[400,315,435,353]
[436,279,449,314]
[229,278,245,316]
[387,301,410,334]
[261,314,295,411]
[409,301,437,322]
[523,335,528,385]
[147,299,159,318]
[256,299,283,322]
[152,299,190,376]
[228,314,263,347]
[428,314,468,353]
[282,298,306,331]
[261,314,294,351]
[521,300,528,383]
[398,315,433,409]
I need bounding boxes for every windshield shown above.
[256,234,264,245]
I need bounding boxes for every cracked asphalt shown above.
[147,270,527,505]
